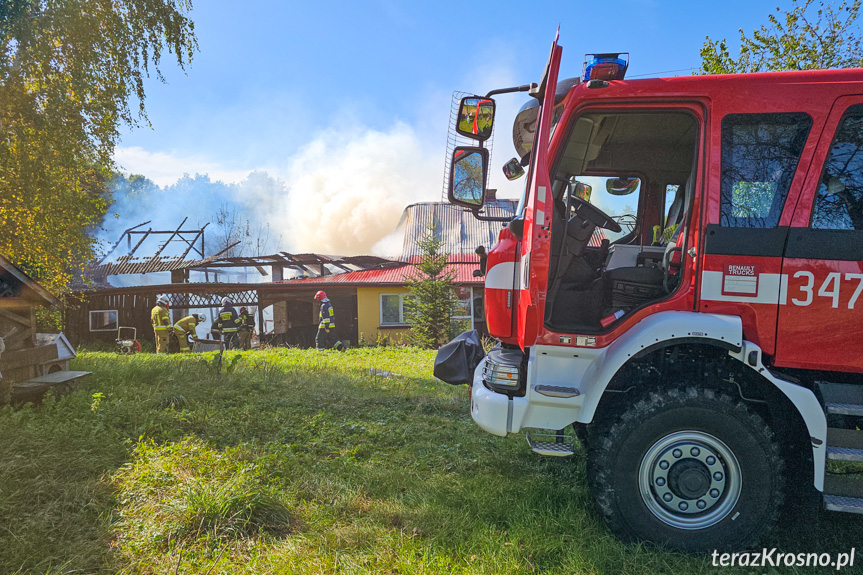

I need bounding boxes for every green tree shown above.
[405,224,457,349]
[700,0,863,74]
[0,0,197,293]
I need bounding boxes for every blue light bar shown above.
[583,53,629,82]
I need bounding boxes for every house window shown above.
[452,286,474,332]
[89,310,118,332]
[380,294,410,326]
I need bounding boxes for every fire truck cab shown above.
[441,38,863,551]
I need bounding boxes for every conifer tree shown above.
[405,224,456,349]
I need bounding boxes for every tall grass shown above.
[0,347,859,574]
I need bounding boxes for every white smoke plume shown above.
[114,146,251,188]
[100,171,286,261]
[264,122,440,257]
[108,67,531,260]
[108,123,442,259]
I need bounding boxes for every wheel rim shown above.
[638,430,742,530]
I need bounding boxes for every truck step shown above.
[534,385,580,398]
[818,382,863,416]
[823,475,863,514]
[827,428,863,462]
[526,431,575,457]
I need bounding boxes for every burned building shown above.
[67,200,515,349]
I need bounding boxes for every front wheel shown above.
[587,387,784,552]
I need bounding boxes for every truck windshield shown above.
[570,175,641,244]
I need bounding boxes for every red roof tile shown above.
[274,262,483,286]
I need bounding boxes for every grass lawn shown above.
[0,347,859,574]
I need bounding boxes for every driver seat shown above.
[604,181,688,307]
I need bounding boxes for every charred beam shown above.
[98,220,150,264]
[151,218,189,259]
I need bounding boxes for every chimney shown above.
[484,188,497,202]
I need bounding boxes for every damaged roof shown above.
[90,252,398,277]
[397,200,516,261]
[85,201,513,291]
[90,253,227,276]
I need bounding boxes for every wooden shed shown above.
[0,253,89,403]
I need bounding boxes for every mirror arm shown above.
[471,208,512,223]
[474,245,488,276]
[484,84,537,98]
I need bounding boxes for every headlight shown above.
[482,356,521,391]
[485,362,519,388]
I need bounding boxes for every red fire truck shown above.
[438,35,863,551]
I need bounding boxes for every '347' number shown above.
[791,271,863,309]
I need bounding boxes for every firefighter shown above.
[217,297,239,349]
[151,296,171,354]
[174,313,206,352]
[314,291,345,351]
[237,306,255,350]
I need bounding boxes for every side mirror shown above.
[448,146,488,209]
[502,157,525,181]
[573,181,592,202]
[456,96,496,141]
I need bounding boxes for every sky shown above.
[110,0,789,256]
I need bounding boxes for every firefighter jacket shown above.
[238,312,255,331]
[174,315,199,336]
[217,305,238,333]
[151,305,170,332]
[319,299,336,329]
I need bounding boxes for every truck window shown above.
[720,113,812,228]
[663,184,680,224]
[812,105,863,230]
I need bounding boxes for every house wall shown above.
[0,299,39,385]
[356,286,411,345]
[272,301,288,333]
[259,290,358,349]
[64,291,161,348]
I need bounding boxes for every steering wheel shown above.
[570,196,622,233]
[615,214,637,234]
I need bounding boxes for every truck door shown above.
[775,97,863,372]
[699,111,815,355]
[517,38,562,350]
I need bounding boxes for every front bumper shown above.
[471,357,513,436]
[470,352,589,437]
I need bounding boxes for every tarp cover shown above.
[434,330,485,385]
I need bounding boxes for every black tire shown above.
[587,386,784,552]
[572,422,589,444]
